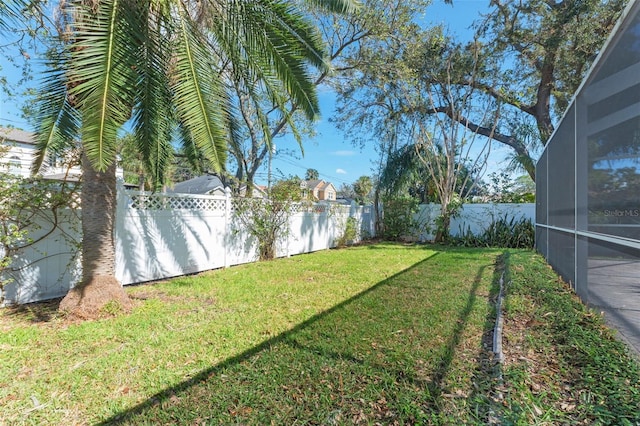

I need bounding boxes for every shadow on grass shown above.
[100,249,505,424]
[1,298,62,323]
[465,251,509,420]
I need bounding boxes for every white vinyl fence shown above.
[1,185,375,305]
[1,186,534,306]
[411,203,535,242]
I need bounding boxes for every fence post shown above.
[224,186,232,268]
[115,179,130,283]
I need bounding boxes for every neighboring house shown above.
[302,179,337,201]
[171,174,268,198]
[171,174,226,196]
[335,197,356,206]
[0,127,123,180]
[243,184,267,199]
[0,127,45,178]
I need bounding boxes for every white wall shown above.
[412,203,535,242]
[1,209,81,304]
[1,187,375,305]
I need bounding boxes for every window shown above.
[8,156,21,174]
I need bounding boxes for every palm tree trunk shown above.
[59,153,131,318]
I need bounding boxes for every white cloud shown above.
[331,150,356,156]
[336,168,347,174]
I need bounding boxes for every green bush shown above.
[381,195,419,240]
[336,216,358,247]
[453,214,535,248]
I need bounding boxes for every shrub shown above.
[453,214,534,248]
[1,173,79,301]
[381,195,419,240]
[336,216,358,247]
[233,178,303,261]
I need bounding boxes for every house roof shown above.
[0,127,35,145]
[323,182,337,191]
[305,179,335,191]
[305,179,324,190]
[171,174,224,195]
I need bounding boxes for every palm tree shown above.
[353,175,372,205]
[30,0,359,318]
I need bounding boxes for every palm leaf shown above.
[68,0,139,172]
[0,0,31,31]
[131,0,175,188]
[32,47,80,175]
[172,6,229,173]
[216,0,325,121]
[304,0,361,14]
[246,0,326,120]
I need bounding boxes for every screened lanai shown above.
[536,0,640,352]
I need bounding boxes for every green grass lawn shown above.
[499,251,640,424]
[1,243,639,425]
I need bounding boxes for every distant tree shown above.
[118,134,150,191]
[333,0,626,181]
[482,172,536,203]
[337,182,355,199]
[305,168,320,181]
[353,175,373,205]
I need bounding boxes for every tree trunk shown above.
[435,202,451,244]
[434,214,450,243]
[59,153,131,319]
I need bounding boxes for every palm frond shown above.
[219,0,325,121]
[304,0,361,14]
[0,0,32,31]
[172,7,229,173]
[177,125,206,175]
[379,143,422,194]
[68,0,139,171]
[252,1,325,119]
[32,48,80,175]
[131,1,175,188]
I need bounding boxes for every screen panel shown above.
[548,105,576,230]
[547,229,576,288]
[536,149,548,226]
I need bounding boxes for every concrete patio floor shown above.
[588,258,640,355]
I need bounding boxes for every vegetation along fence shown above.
[412,203,535,242]
[1,184,534,306]
[1,185,375,305]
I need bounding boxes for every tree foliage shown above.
[469,0,626,177]
[334,24,493,241]
[20,0,357,318]
[305,168,319,180]
[353,175,372,204]
[332,0,626,181]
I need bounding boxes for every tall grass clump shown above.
[454,214,534,248]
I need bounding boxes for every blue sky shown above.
[0,0,496,187]
[269,0,496,187]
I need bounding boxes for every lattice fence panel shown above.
[129,194,227,211]
[290,203,330,214]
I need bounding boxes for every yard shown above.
[1,243,639,425]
